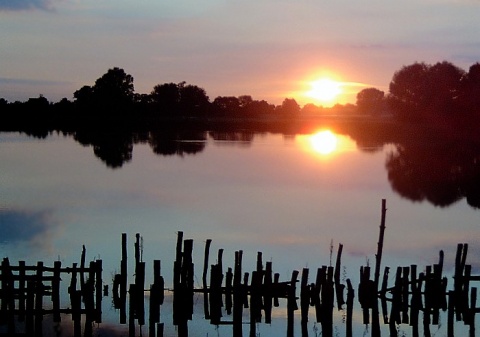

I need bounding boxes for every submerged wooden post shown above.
[120,233,128,324]
[410,265,420,337]
[149,260,163,337]
[373,199,387,337]
[52,260,61,323]
[95,259,103,323]
[18,260,26,321]
[202,239,212,319]
[374,199,387,287]
[334,243,345,310]
[300,268,310,337]
[225,267,233,315]
[263,261,273,323]
[321,266,334,337]
[2,258,15,334]
[454,243,468,321]
[448,290,455,337]
[469,287,477,337]
[135,261,146,325]
[346,279,354,337]
[233,250,243,337]
[287,270,299,337]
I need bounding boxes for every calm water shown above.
[1,127,479,336]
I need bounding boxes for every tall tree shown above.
[150,83,181,113]
[93,67,135,111]
[356,88,385,116]
[388,62,430,120]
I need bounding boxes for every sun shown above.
[306,78,343,104]
[310,130,338,155]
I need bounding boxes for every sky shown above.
[1,0,480,106]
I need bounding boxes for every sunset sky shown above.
[1,0,479,106]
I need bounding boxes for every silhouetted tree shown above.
[73,85,95,109]
[356,88,385,116]
[149,82,209,116]
[238,95,253,108]
[459,62,480,117]
[426,61,465,114]
[278,98,300,115]
[150,83,180,114]
[73,67,135,115]
[93,67,135,111]
[244,99,275,117]
[212,96,241,114]
[178,82,210,114]
[388,62,430,120]
[388,61,465,121]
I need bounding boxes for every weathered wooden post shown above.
[469,287,476,337]
[209,263,223,325]
[358,266,371,324]
[346,279,354,337]
[135,260,146,325]
[287,270,299,337]
[313,267,325,323]
[447,290,455,337]
[321,266,334,337]
[95,259,103,323]
[410,264,421,337]
[334,243,345,310]
[389,266,402,337]
[401,266,410,324]
[454,243,468,321]
[373,198,387,337]
[300,268,310,337]
[129,284,136,337]
[52,260,61,323]
[149,260,163,337]
[380,266,390,324]
[19,260,26,321]
[233,250,243,337]
[225,267,233,315]
[120,233,128,324]
[80,245,86,291]
[273,272,280,308]
[1,258,15,334]
[202,239,212,319]
[263,261,273,323]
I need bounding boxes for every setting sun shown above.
[310,130,338,155]
[306,78,343,104]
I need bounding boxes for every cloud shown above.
[0,0,54,11]
[0,209,60,250]
[0,77,69,86]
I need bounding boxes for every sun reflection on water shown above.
[309,130,338,155]
[296,129,355,158]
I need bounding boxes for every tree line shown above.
[356,61,480,123]
[0,67,310,128]
[2,61,480,129]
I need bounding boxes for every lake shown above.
[1,121,479,336]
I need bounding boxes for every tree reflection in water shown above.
[16,119,480,209]
[386,139,480,208]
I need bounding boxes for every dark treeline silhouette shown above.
[356,61,480,125]
[0,67,311,133]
